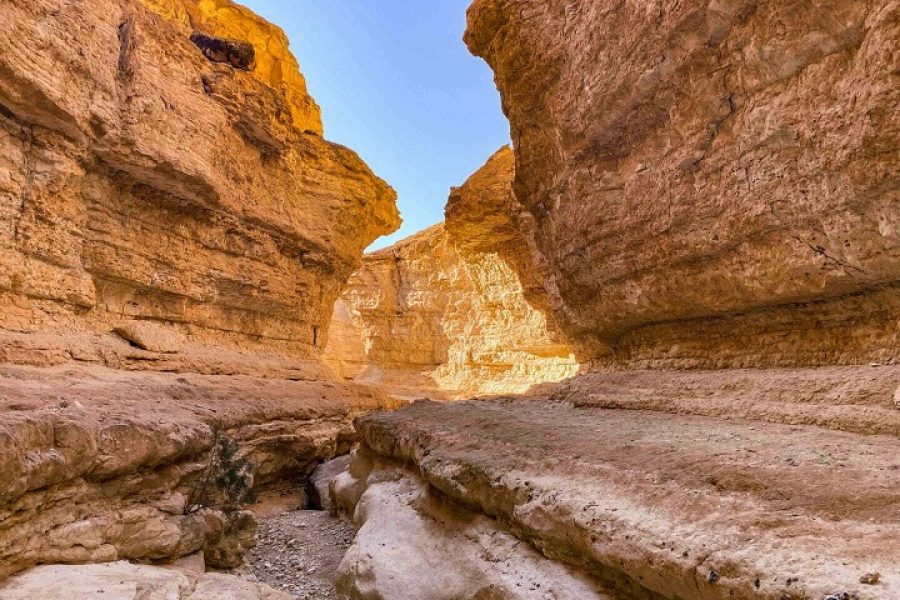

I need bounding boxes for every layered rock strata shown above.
[329,2,900,597]
[324,151,578,399]
[347,398,900,600]
[554,364,900,436]
[465,0,899,366]
[331,447,609,599]
[0,0,399,363]
[0,364,396,579]
[0,0,400,582]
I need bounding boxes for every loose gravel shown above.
[244,509,354,599]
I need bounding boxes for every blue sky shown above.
[240,0,510,250]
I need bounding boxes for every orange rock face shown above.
[0,0,400,577]
[325,150,578,399]
[0,0,400,367]
[465,0,899,366]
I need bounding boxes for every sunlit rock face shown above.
[324,224,578,399]
[0,0,400,578]
[325,150,578,399]
[0,0,400,367]
[465,0,899,366]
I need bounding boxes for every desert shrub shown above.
[187,432,256,513]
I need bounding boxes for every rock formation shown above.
[465,0,899,366]
[324,149,578,400]
[1,0,399,366]
[2,0,898,597]
[341,399,900,600]
[0,0,399,581]
[0,559,292,599]
[331,446,608,599]
[327,1,900,599]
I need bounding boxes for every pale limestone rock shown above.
[465,0,900,366]
[310,454,351,513]
[333,450,609,600]
[0,561,292,600]
[351,399,900,599]
[114,321,186,353]
[555,364,900,436]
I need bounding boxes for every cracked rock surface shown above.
[350,397,900,599]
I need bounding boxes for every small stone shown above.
[860,572,880,585]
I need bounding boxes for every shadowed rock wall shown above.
[465,0,899,366]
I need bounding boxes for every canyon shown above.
[0,0,399,592]
[324,147,579,401]
[0,0,898,599]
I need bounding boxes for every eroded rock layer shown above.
[0,0,400,580]
[350,397,900,600]
[465,0,899,365]
[0,365,397,579]
[0,0,399,363]
[325,149,577,399]
[330,446,610,600]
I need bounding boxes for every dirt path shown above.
[245,508,353,599]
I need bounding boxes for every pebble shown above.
[243,509,354,600]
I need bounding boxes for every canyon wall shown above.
[330,3,900,599]
[1,0,399,369]
[324,149,578,399]
[0,0,400,578]
[465,0,899,367]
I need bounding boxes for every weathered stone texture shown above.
[331,447,610,600]
[352,398,900,600]
[325,223,578,399]
[0,365,396,579]
[465,0,899,365]
[324,149,577,399]
[0,0,399,365]
[445,146,557,324]
[0,0,401,580]
[0,560,293,600]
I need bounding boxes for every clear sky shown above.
[240,0,511,250]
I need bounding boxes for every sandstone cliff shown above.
[324,150,578,399]
[324,3,900,599]
[1,0,400,367]
[0,0,400,578]
[465,0,899,367]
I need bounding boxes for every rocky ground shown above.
[236,456,353,600]
[243,509,353,600]
[342,396,900,600]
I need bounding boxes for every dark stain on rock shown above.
[190,31,256,71]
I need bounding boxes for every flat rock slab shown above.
[555,365,900,436]
[356,399,900,600]
[0,561,291,600]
